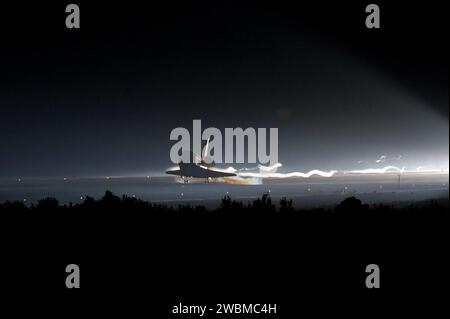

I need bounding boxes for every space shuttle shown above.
[166,138,236,183]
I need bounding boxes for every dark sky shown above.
[0,1,448,177]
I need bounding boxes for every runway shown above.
[1,172,448,208]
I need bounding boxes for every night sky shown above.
[0,1,448,177]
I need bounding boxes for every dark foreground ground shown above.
[1,192,448,317]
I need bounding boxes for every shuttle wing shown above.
[166,163,236,178]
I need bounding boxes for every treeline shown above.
[0,190,447,216]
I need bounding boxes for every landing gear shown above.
[181,176,213,184]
